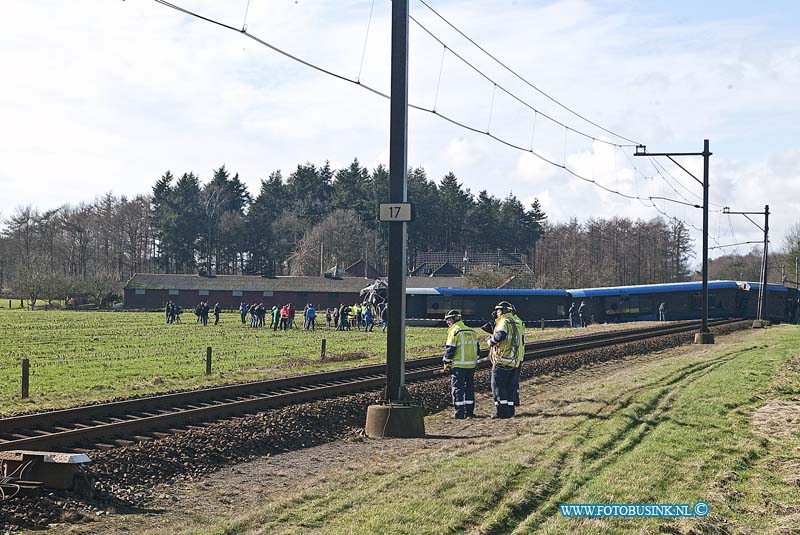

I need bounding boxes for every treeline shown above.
[148,161,548,276]
[708,222,800,285]
[0,194,151,306]
[0,158,703,305]
[534,217,694,288]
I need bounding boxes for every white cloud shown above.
[0,0,799,263]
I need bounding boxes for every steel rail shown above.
[0,319,740,452]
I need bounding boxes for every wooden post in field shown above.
[21,359,30,399]
[206,347,212,375]
[321,338,327,360]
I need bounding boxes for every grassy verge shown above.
[0,310,648,415]
[199,326,800,535]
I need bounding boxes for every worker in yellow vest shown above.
[442,310,479,419]
[499,301,525,408]
[487,302,521,418]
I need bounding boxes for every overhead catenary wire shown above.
[709,240,762,251]
[416,0,641,146]
[146,0,701,234]
[647,156,695,206]
[241,0,251,31]
[408,13,635,148]
[356,0,375,82]
[432,45,447,111]
[649,156,703,203]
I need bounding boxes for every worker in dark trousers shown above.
[442,310,479,419]
[213,302,221,325]
[364,306,374,332]
[306,303,316,331]
[239,302,247,324]
[578,300,589,327]
[202,302,210,326]
[499,301,525,408]
[568,302,578,327]
[487,302,520,418]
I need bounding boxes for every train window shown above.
[426,296,448,315]
[605,296,651,315]
[690,292,721,310]
[604,297,622,315]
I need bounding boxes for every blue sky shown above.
[1,0,798,262]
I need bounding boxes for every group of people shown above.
[331,303,386,332]
[567,301,590,328]
[196,302,222,326]
[237,302,300,330]
[442,301,525,420]
[165,301,222,326]
[164,301,183,324]
[228,302,387,332]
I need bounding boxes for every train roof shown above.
[406,287,569,296]
[567,280,739,298]
[738,282,790,293]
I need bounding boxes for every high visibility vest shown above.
[490,315,519,367]
[446,320,479,369]
[511,313,525,367]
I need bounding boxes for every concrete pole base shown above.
[751,320,770,329]
[365,404,425,438]
[694,332,715,344]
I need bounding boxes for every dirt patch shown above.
[269,358,315,369]
[751,400,800,439]
[777,455,800,487]
[322,352,369,363]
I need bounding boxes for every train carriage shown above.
[405,287,570,326]
[363,280,798,327]
[567,281,742,323]
[737,282,795,323]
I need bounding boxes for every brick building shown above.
[123,273,464,310]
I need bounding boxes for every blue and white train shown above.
[401,281,798,325]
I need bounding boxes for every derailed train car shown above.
[362,280,798,327]
[405,287,569,326]
[566,281,740,323]
[567,280,797,323]
[737,282,797,323]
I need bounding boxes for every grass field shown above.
[196,326,800,535]
[0,310,649,416]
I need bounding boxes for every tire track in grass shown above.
[462,343,760,534]
[470,354,741,534]
[474,344,758,534]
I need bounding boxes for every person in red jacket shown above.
[280,305,290,330]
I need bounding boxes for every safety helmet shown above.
[497,300,516,312]
[444,309,461,321]
[493,302,513,316]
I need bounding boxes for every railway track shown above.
[0,319,740,452]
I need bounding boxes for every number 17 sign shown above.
[379,203,414,222]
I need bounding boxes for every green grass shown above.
[0,310,645,416]
[197,326,800,535]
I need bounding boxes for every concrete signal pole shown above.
[365,0,424,438]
